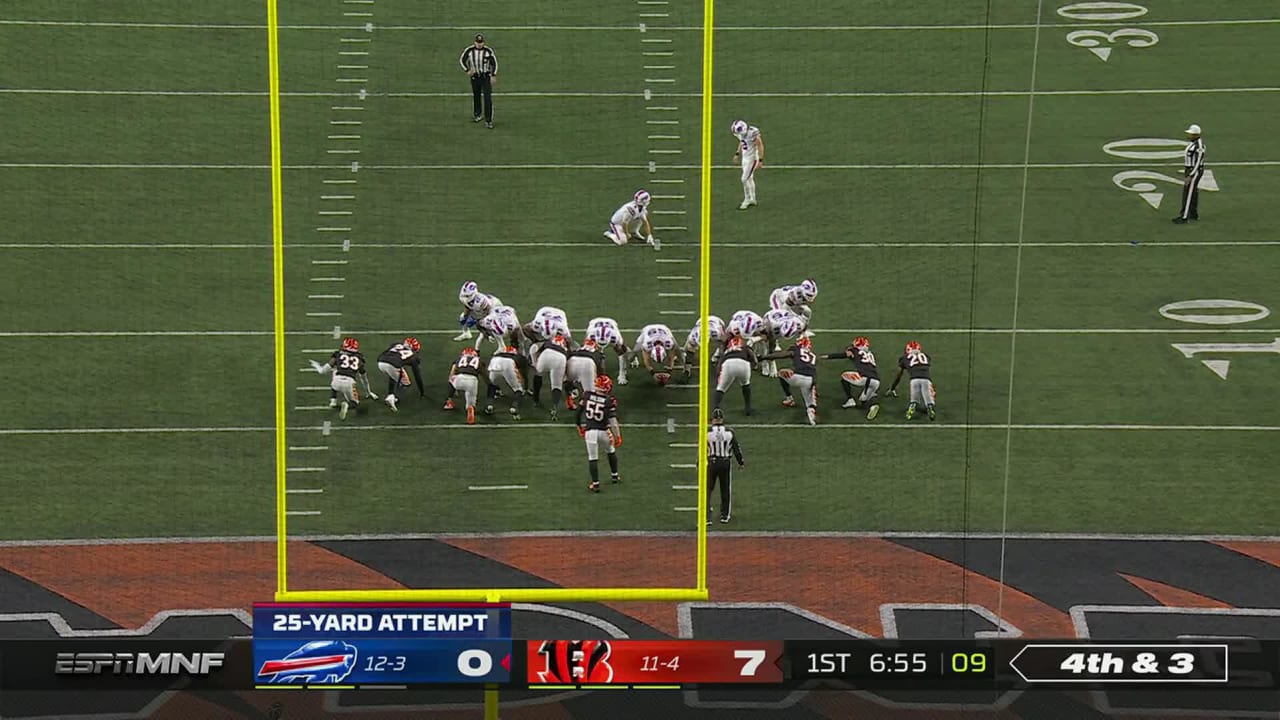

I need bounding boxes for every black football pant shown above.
[471,74,493,122]
[1178,170,1202,221]
[707,462,732,520]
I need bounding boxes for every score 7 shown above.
[735,649,767,677]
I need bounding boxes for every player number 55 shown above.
[735,649,767,676]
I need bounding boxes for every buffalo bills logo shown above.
[257,640,358,684]
[535,639,613,684]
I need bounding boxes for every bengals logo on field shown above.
[533,639,614,684]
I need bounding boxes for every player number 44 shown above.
[735,649,767,677]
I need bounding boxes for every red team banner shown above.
[526,639,785,686]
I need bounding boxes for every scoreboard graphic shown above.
[13,600,1277,713]
[251,602,513,687]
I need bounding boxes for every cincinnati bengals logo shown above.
[534,639,613,684]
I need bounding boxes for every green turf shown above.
[2,0,1279,547]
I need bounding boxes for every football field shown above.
[3,0,1279,570]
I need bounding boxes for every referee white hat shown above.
[1185,123,1202,135]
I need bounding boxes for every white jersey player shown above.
[769,278,817,322]
[486,345,526,420]
[683,315,725,375]
[604,189,660,250]
[477,305,520,349]
[727,310,772,377]
[622,323,679,384]
[586,316,630,378]
[730,119,764,210]
[525,306,571,343]
[455,281,503,341]
[760,308,809,377]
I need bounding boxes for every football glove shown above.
[578,426,587,438]
[310,360,329,374]
[887,389,899,398]
[611,431,622,447]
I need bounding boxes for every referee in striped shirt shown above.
[460,34,498,129]
[706,408,745,525]
[1173,123,1205,224]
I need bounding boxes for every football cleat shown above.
[484,403,494,415]
[906,403,917,420]
[842,398,858,409]
[611,473,621,484]
[385,395,398,412]
[328,397,338,408]
[549,407,559,421]
[509,406,521,420]
[454,329,473,341]
[341,337,359,352]
[339,401,350,420]
[806,407,817,425]
[589,481,601,493]
[782,396,795,407]
[928,404,937,421]
[739,201,750,210]
[443,399,455,410]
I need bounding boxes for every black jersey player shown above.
[760,336,820,425]
[576,375,622,493]
[824,335,881,421]
[376,337,426,412]
[311,337,375,420]
[888,341,936,421]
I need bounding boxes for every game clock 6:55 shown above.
[871,652,929,673]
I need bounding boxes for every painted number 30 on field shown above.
[1057,2,1160,63]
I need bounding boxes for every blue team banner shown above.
[253,638,512,685]
[252,602,511,639]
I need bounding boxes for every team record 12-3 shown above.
[251,603,513,687]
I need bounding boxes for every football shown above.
[654,372,671,386]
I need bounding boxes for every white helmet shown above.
[634,189,651,208]
[459,281,478,303]
[782,316,808,338]
[707,315,725,340]
[800,278,818,302]
[730,119,747,136]
[651,345,667,364]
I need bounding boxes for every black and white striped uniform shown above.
[1178,137,1205,221]
[459,42,499,123]
[706,424,744,522]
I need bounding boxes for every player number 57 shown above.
[735,649,767,676]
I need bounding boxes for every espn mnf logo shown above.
[55,651,226,676]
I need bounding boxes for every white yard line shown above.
[998,0,1044,633]
[5,529,1280,548]
[5,160,1277,170]
[5,239,1279,250]
[5,87,1279,98]
[2,19,1275,30]
[4,327,1279,338]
